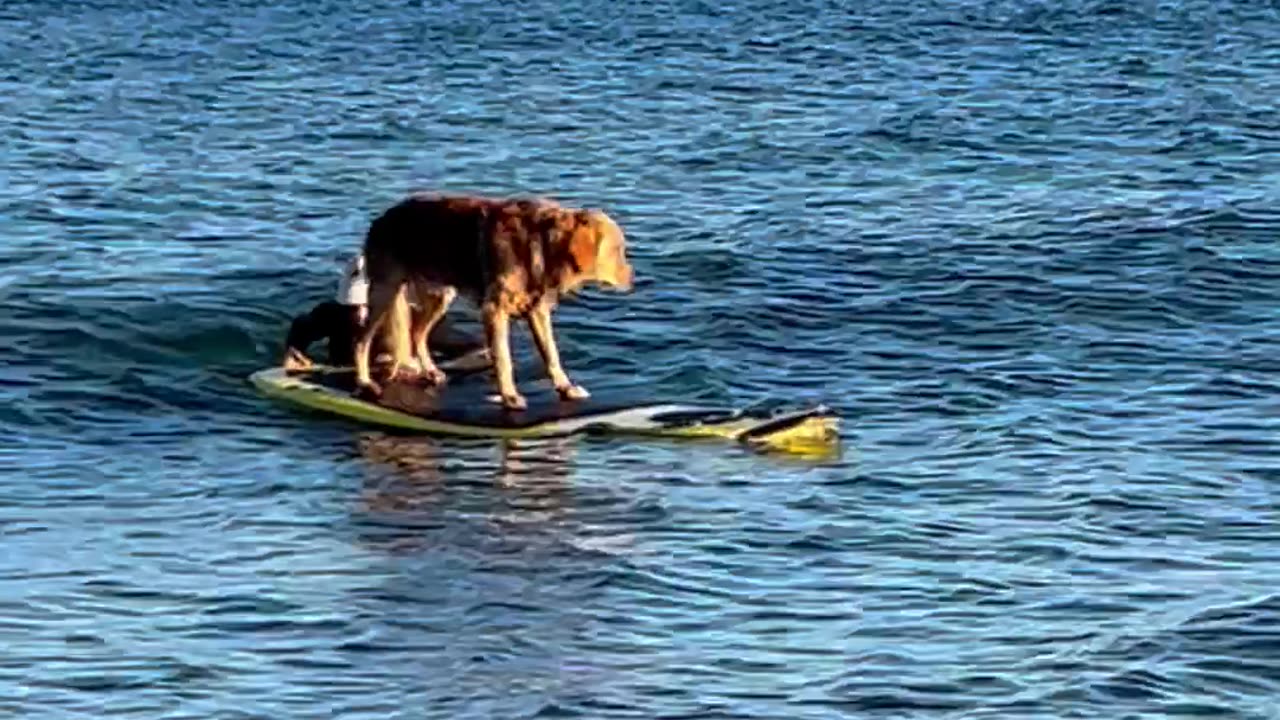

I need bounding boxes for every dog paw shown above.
[282,349,313,372]
[354,381,383,401]
[386,367,413,383]
[489,392,527,411]
[416,366,448,387]
[557,384,590,401]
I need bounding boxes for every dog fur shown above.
[352,193,634,410]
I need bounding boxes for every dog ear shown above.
[564,210,598,272]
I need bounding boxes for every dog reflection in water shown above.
[350,432,586,554]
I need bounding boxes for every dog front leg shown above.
[483,304,526,410]
[526,303,588,401]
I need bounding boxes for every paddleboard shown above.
[249,365,839,455]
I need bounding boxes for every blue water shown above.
[5,0,1280,717]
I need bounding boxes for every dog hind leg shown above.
[407,283,456,386]
[383,283,421,383]
[354,265,407,398]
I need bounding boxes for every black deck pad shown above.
[294,368,698,430]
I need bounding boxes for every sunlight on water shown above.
[3,0,1280,717]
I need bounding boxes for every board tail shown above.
[737,405,840,458]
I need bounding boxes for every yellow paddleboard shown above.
[249,366,839,457]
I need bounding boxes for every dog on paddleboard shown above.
[352,193,634,410]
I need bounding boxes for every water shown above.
[4,0,1280,716]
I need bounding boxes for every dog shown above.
[352,193,634,410]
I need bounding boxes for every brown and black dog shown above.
[352,193,634,410]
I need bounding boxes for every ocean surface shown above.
[4,0,1280,717]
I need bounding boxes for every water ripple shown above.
[4,0,1280,717]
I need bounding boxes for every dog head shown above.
[560,208,634,293]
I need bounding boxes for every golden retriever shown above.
[352,193,634,410]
